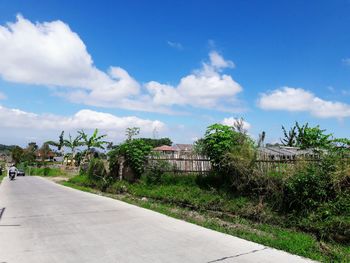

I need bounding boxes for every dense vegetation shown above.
[15,122,350,261]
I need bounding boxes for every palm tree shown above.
[78,129,109,159]
[46,131,65,157]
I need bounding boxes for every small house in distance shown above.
[258,145,316,160]
[173,144,194,157]
[153,145,177,157]
[153,144,195,158]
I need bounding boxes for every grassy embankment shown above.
[61,173,350,263]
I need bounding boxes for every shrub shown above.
[142,158,171,184]
[86,158,111,191]
[109,139,152,179]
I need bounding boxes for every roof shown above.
[174,144,193,151]
[153,145,176,152]
[258,146,315,158]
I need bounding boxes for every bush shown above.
[142,158,171,184]
[86,158,111,191]
[109,139,152,179]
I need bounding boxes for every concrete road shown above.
[0,176,315,263]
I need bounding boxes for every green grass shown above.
[62,175,350,262]
[0,172,5,183]
[26,167,68,177]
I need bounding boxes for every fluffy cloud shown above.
[145,51,242,109]
[0,105,165,142]
[0,15,139,103]
[258,87,350,118]
[222,117,251,130]
[0,15,243,113]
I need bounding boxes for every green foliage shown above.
[202,123,246,170]
[281,122,332,149]
[125,127,140,140]
[86,158,111,190]
[139,137,172,147]
[283,165,333,212]
[142,157,171,184]
[87,158,107,180]
[297,124,332,149]
[78,129,109,151]
[109,138,152,178]
[38,143,52,161]
[27,167,66,177]
[11,146,24,164]
[281,125,297,146]
[0,144,16,154]
[46,131,65,151]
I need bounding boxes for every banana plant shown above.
[78,129,109,159]
[64,133,84,165]
[46,131,65,157]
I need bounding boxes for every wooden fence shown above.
[147,155,331,176]
[147,155,211,174]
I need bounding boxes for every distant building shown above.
[35,151,55,161]
[258,146,316,160]
[173,144,194,156]
[153,145,177,157]
[153,144,196,158]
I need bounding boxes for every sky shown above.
[0,0,350,146]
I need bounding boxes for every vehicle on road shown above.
[17,170,25,176]
[8,164,17,180]
[9,171,15,180]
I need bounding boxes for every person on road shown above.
[8,164,17,178]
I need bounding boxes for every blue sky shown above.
[0,0,350,146]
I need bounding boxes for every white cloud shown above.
[167,41,183,50]
[258,87,350,118]
[209,51,235,69]
[0,15,243,113]
[222,117,251,130]
[0,15,139,103]
[0,105,165,143]
[145,51,242,109]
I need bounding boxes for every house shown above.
[35,151,56,161]
[258,146,316,160]
[153,145,177,157]
[173,144,194,156]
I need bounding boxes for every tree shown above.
[202,123,249,169]
[46,131,65,156]
[232,117,248,135]
[11,146,24,165]
[281,122,332,150]
[38,143,52,162]
[139,138,172,148]
[281,125,297,146]
[78,129,109,154]
[64,133,83,165]
[64,134,83,157]
[126,127,140,140]
[296,123,332,149]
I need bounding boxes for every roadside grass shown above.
[26,167,67,177]
[0,172,5,183]
[61,175,350,262]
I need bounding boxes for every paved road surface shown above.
[0,176,316,263]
